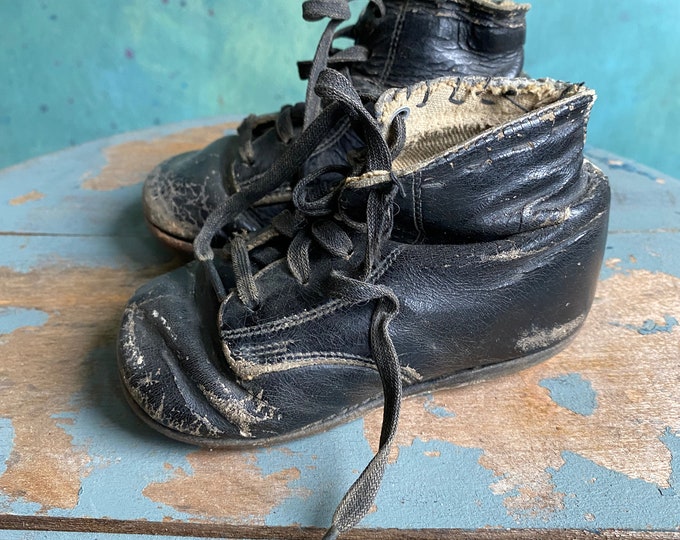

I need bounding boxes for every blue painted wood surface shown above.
[0,121,678,538]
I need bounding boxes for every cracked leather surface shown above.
[119,76,610,444]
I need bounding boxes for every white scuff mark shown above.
[516,315,586,352]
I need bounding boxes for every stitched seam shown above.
[222,245,406,338]
[379,0,409,86]
[415,170,424,242]
[236,340,293,355]
[230,349,423,384]
[229,352,376,380]
[234,350,374,365]
[225,299,346,339]
[388,80,590,176]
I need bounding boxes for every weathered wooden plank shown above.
[0,118,238,236]
[0,121,678,536]
[1,515,679,540]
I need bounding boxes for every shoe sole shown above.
[120,336,575,449]
[145,217,195,255]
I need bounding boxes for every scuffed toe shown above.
[117,263,279,446]
[142,136,237,248]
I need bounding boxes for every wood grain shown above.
[0,515,678,540]
[1,123,678,535]
[81,121,239,191]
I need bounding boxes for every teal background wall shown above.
[1,0,679,177]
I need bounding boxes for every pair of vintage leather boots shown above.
[117,1,610,538]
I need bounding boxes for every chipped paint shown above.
[539,374,597,416]
[42,346,214,524]
[80,122,237,191]
[0,418,14,477]
[8,190,45,206]
[0,264,170,510]
[143,450,300,523]
[0,307,49,335]
[604,157,665,183]
[611,314,678,335]
[257,423,373,527]
[423,395,456,418]
[547,430,680,529]
[601,232,680,279]
[367,439,517,528]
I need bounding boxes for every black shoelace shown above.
[194,68,406,539]
[236,1,385,171]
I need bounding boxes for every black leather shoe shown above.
[119,70,610,537]
[142,0,530,252]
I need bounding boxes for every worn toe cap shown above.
[142,136,238,244]
[117,262,278,446]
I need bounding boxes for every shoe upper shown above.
[142,0,530,248]
[348,0,529,93]
[121,71,610,536]
[217,77,609,429]
[122,74,610,442]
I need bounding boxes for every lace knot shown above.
[194,70,406,538]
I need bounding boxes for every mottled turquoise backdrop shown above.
[1,0,679,176]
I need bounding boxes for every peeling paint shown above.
[605,157,665,183]
[547,432,680,529]
[8,190,45,206]
[539,374,597,416]
[0,307,49,335]
[611,314,678,335]
[80,123,237,191]
[0,264,169,510]
[0,417,14,477]
[367,438,517,529]
[423,395,456,418]
[143,450,300,523]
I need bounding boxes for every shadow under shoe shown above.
[142,0,530,253]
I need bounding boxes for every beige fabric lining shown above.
[373,77,594,174]
[452,0,531,18]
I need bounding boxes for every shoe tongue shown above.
[361,77,596,243]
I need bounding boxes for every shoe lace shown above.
[195,68,407,539]
[301,0,385,129]
[236,0,386,169]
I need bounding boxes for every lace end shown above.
[193,228,214,263]
[322,524,341,540]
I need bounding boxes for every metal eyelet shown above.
[392,106,411,121]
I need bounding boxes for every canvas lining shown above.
[374,77,594,173]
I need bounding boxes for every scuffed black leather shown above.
[142,0,529,248]
[142,136,233,241]
[390,93,594,243]
[349,0,528,94]
[119,76,610,444]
